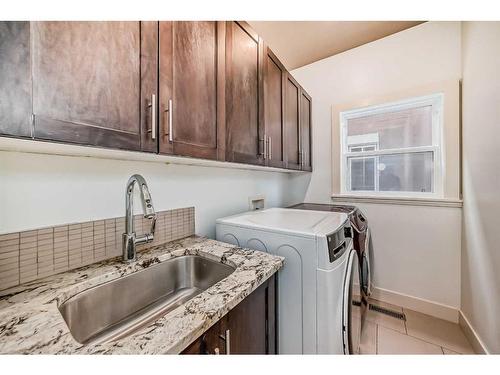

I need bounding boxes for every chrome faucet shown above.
[122,174,156,262]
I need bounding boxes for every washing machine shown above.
[288,203,372,327]
[216,208,361,354]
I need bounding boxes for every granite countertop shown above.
[0,236,283,354]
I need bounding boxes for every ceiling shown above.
[247,21,424,70]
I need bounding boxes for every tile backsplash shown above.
[0,207,195,291]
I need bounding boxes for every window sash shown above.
[345,145,437,158]
[339,93,444,198]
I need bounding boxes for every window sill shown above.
[331,194,463,208]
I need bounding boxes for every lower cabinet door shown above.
[181,275,276,355]
[182,320,226,355]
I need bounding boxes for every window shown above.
[340,94,443,197]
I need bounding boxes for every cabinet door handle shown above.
[225,329,231,355]
[219,329,231,355]
[260,134,267,159]
[147,94,156,140]
[167,99,173,142]
[214,347,220,355]
[268,136,272,160]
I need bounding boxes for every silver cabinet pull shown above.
[225,329,230,355]
[164,99,173,142]
[214,347,220,355]
[219,329,231,354]
[261,133,267,159]
[168,99,173,143]
[147,94,156,140]
[268,136,272,160]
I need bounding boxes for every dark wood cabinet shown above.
[182,275,276,355]
[224,21,265,165]
[159,21,224,160]
[0,21,32,138]
[31,21,157,152]
[0,21,311,171]
[283,72,313,171]
[300,90,312,171]
[263,46,286,168]
[284,73,302,170]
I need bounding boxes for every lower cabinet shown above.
[182,275,276,355]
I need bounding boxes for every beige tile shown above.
[404,309,475,354]
[377,326,443,354]
[366,300,406,333]
[359,320,377,354]
[105,219,116,256]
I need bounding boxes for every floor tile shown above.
[377,326,443,354]
[404,309,475,354]
[359,320,377,354]
[366,299,406,333]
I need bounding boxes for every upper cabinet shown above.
[0,22,32,138]
[263,46,286,169]
[158,21,224,160]
[300,90,312,171]
[283,72,312,171]
[284,73,302,170]
[224,21,264,166]
[31,21,157,152]
[0,21,312,171]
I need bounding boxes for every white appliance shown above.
[216,208,361,354]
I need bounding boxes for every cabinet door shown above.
[300,89,312,171]
[0,21,32,138]
[182,319,226,355]
[31,22,158,152]
[263,46,286,168]
[223,276,276,354]
[225,21,265,165]
[284,73,301,170]
[159,21,224,160]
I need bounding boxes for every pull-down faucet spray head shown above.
[122,174,157,262]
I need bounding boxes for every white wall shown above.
[461,22,500,354]
[291,22,463,317]
[0,151,295,238]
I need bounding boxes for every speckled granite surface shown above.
[0,236,283,354]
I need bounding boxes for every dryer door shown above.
[342,249,361,354]
[362,228,373,296]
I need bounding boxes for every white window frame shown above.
[339,93,444,199]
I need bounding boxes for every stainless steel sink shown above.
[58,255,235,345]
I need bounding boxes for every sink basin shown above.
[58,255,235,345]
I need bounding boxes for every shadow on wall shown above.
[285,172,313,206]
[0,151,309,238]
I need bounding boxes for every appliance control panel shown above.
[326,223,350,263]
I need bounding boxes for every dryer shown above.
[288,203,373,327]
[216,208,361,354]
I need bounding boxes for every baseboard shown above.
[371,286,459,323]
[459,310,489,354]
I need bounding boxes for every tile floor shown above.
[359,299,476,354]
